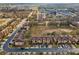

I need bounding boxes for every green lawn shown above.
[0,44,1,48]
[75,44,79,48]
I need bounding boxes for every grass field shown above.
[30,26,48,37]
[30,24,77,37]
[75,44,79,48]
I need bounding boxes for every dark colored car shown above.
[20,48,25,50]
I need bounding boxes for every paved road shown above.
[3,29,72,52]
[3,24,79,53]
[3,11,79,53]
[3,21,73,52]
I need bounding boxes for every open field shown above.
[44,28,72,33]
[30,26,48,37]
[30,24,78,37]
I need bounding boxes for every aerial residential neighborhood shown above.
[0,3,79,55]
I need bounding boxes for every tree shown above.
[47,33,51,35]
[61,32,68,35]
[25,31,31,38]
[51,32,57,35]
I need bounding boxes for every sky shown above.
[0,0,79,3]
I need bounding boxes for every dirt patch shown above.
[44,28,72,33]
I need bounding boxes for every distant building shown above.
[37,12,46,21]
